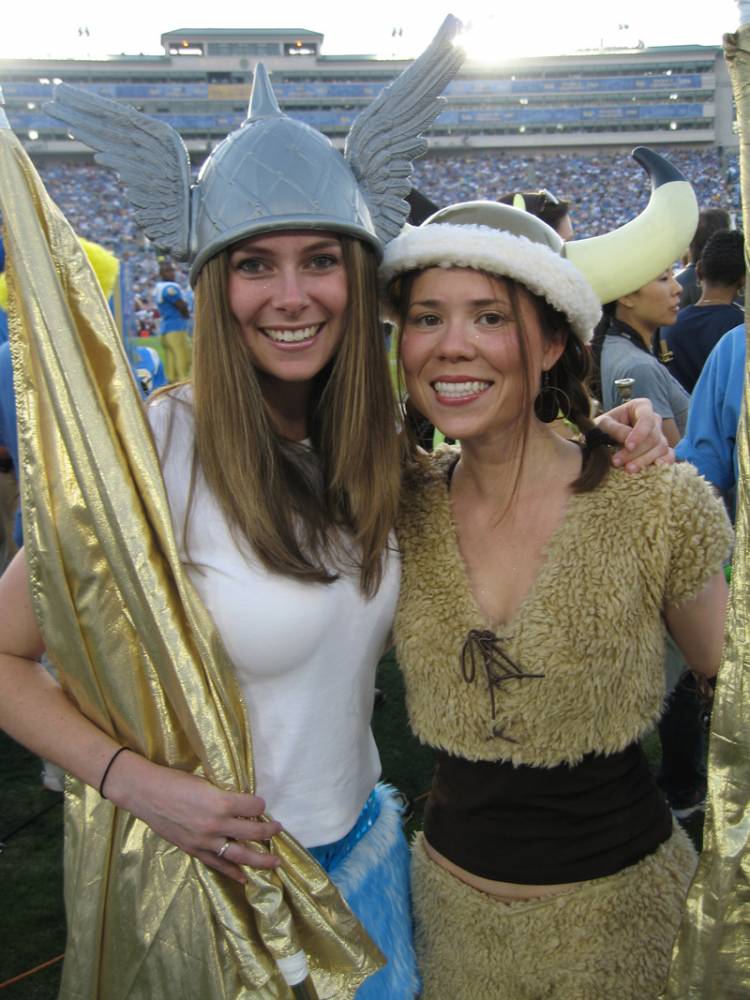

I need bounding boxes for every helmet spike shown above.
[245,64,283,123]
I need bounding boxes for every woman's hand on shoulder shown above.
[104,749,282,884]
[595,397,674,472]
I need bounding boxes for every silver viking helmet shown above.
[44,16,464,285]
[382,147,698,342]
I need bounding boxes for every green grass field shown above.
[0,735,65,997]
[0,649,693,998]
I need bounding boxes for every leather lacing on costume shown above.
[460,629,544,742]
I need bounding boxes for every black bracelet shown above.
[99,746,129,799]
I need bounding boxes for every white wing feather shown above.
[345,15,464,242]
[44,83,191,260]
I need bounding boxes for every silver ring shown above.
[216,839,231,860]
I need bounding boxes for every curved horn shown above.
[563,147,698,304]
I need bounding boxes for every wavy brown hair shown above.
[189,236,402,596]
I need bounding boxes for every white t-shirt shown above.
[148,386,399,846]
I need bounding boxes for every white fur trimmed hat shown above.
[382,147,701,343]
[381,201,601,343]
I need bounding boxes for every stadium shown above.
[0,27,736,153]
[0,27,740,321]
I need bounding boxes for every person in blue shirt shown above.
[676,322,744,504]
[0,340,21,559]
[0,233,7,347]
[153,260,191,382]
[655,322,744,828]
[131,344,168,397]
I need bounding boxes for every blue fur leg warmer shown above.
[324,783,419,999]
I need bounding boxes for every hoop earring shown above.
[539,369,572,421]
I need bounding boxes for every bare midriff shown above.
[423,837,584,903]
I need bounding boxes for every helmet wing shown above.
[44,83,192,260]
[345,14,464,244]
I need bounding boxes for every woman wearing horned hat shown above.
[382,163,731,998]
[0,21,675,999]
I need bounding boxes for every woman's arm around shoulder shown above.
[0,549,281,882]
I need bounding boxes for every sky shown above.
[0,1,744,63]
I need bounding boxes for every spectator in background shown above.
[664,230,745,392]
[414,148,739,239]
[674,207,731,308]
[131,344,167,398]
[592,270,688,447]
[19,149,739,320]
[153,260,191,382]
[499,188,574,239]
[0,340,19,570]
[183,283,195,336]
[676,322,745,509]
[664,320,746,826]
[0,341,21,552]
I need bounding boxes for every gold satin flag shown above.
[0,125,383,997]
[666,24,750,998]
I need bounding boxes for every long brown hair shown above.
[392,269,609,496]
[189,236,402,596]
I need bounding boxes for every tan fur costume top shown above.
[395,449,732,768]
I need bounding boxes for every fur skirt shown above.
[411,825,697,1000]
[324,783,419,999]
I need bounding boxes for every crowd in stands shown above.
[33,148,739,321]
[412,147,740,236]
[38,162,158,305]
